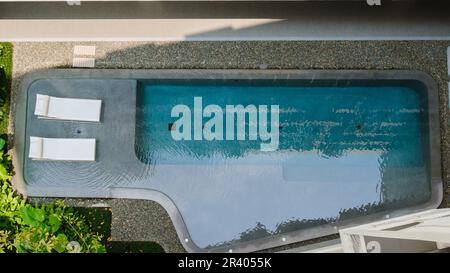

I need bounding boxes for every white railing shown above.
[339,209,450,253]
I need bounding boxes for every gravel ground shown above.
[10,41,450,252]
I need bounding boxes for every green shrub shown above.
[0,43,12,135]
[13,202,106,253]
[0,138,106,253]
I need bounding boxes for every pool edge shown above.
[11,68,444,253]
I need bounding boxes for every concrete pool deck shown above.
[8,41,450,252]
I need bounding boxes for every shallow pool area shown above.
[15,70,443,252]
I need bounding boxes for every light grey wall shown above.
[1,1,450,41]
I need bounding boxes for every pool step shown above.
[72,45,96,68]
[73,45,96,56]
[72,57,95,68]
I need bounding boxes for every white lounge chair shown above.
[34,94,102,122]
[29,136,96,161]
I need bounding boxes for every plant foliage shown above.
[0,43,105,253]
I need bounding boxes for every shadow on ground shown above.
[73,206,165,253]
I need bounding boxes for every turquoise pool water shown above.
[135,80,431,249]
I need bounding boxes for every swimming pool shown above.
[15,70,442,252]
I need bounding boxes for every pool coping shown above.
[12,69,443,253]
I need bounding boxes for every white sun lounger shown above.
[29,137,96,161]
[34,94,102,122]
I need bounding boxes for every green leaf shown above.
[48,214,61,233]
[14,243,28,253]
[0,138,5,150]
[0,164,10,180]
[53,233,68,253]
[20,207,45,228]
[93,245,106,253]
